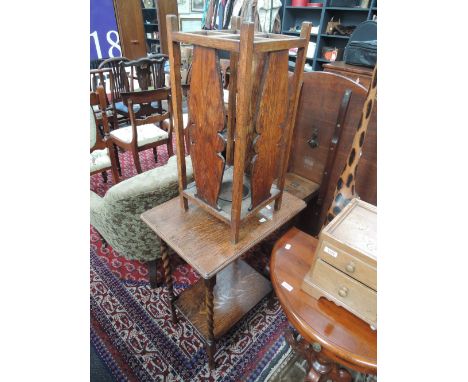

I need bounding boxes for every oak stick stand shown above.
[166,14,311,243]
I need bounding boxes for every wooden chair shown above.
[122,54,168,92]
[90,86,120,184]
[90,68,115,130]
[121,56,170,159]
[108,88,174,174]
[98,56,132,127]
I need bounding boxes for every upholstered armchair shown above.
[90,155,193,286]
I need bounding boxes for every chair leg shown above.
[108,145,120,184]
[101,171,108,183]
[133,150,142,174]
[147,259,161,288]
[167,140,174,157]
[96,230,108,249]
[114,144,122,176]
[153,147,158,163]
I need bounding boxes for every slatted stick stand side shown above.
[167,15,311,243]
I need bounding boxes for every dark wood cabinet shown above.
[113,0,147,59]
[155,0,178,55]
[113,0,178,59]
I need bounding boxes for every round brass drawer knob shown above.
[338,286,349,297]
[345,263,355,273]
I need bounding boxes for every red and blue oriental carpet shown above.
[90,147,295,381]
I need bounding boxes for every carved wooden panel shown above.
[244,52,267,172]
[188,46,226,209]
[249,50,289,210]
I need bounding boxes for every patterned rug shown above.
[90,146,295,381]
[91,246,294,381]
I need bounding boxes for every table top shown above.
[141,191,306,279]
[270,227,377,374]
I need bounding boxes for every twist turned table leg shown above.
[160,238,178,323]
[205,276,216,370]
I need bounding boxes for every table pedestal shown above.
[285,327,352,382]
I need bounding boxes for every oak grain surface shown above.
[250,50,289,210]
[187,46,226,209]
[175,260,271,340]
[141,191,305,278]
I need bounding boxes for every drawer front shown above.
[312,259,376,324]
[318,241,376,290]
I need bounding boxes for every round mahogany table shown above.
[271,227,377,381]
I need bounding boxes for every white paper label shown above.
[324,246,338,258]
[281,281,293,292]
[285,244,291,250]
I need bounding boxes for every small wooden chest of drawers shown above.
[302,199,377,328]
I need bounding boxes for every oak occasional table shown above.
[141,191,306,370]
[270,227,377,381]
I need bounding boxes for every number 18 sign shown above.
[90,0,122,60]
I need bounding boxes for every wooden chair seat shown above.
[110,123,169,147]
[90,148,112,173]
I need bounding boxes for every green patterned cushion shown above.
[90,156,193,262]
[90,148,111,173]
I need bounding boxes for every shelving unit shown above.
[281,0,377,71]
[141,4,160,53]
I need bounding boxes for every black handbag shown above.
[329,0,360,6]
[344,40,377,68]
